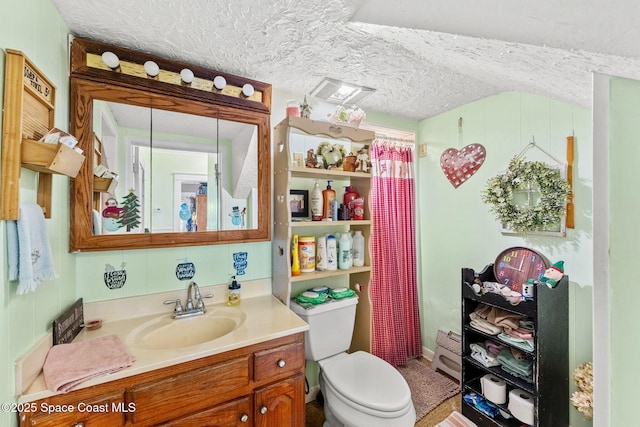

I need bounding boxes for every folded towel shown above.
[43,334,135,393]
[497,348,533,381]
[505,327,534,340]
[472,304,493,320]
[487,309,525,332]
[519,320,535,331]
[469,315,502,335]
[497,331,535,352]
[470,343,501,367]
[484,340,505,358]
[7,202,58,294]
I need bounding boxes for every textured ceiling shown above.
[50,0,640,120]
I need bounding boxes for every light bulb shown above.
[144,61,159,77]
[242,83,254,97]
[180,68,194,84]
[213,75,226,90]
[101,51,120,70]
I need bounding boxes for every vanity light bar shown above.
[87,53,261,103]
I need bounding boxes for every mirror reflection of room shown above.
[91,100,258,235]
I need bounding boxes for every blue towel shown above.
[7,203,58,294]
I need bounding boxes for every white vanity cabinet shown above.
[272,117,375,352]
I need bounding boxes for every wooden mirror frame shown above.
[68,38,271,252]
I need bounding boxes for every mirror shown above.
[92,101,259,234]
[69,39,271,251]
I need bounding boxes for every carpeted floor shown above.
[305,357,461,426]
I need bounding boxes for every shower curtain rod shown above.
[374,134,415,147]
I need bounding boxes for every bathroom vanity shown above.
[16,293,308,426]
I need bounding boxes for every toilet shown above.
[291,296,416,427]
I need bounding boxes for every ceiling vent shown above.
[309,78,375,105]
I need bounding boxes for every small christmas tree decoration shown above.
[118,188,141,232]
[300,95,312,119]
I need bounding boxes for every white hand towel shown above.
[6,202,58,294]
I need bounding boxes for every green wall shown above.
[416,92,593,426]
[609,76,640,427]
[0,1,74,426]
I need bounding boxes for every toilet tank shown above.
[290,296,358,361]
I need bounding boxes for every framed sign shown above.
[289,189,309,218]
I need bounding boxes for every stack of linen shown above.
[469,304,535,351]
[496,347,534,383]
[469,340,505,368]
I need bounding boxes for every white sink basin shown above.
[127,307,246,350]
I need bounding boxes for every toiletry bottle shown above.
[343,185,359,219]
[322,180,336,219]
[316,235,328,270]
[338,232,352,269]
[352,230,365,267]
[291,234,301,276]
[326,234,338,270]
[227,276,241,306]
[310,181,323,221]
[331,199,338,221]
[352,197,365,220]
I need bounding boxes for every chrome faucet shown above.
[164,281,213,319]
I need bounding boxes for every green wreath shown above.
[481,157,569,233]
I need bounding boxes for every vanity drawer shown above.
[254,342,304,382]
[25,392,125,426]
[128,355,250,425]
[158,396,252,426]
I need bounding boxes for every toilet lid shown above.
[322,351,412,413]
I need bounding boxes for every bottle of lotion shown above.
[310,181,323,221]
[322,180,336,220]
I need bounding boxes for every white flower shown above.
[571,362,593,419]
[332,105,366,123]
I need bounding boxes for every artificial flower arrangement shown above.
[481,157,569,233]
[570,362,593,419]
[317,141,346,169]
[330,105,366,126]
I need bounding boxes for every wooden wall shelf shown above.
[1,49,85,219]
[21,139,85,177]
[93,177,113,192]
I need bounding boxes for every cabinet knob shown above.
[260,406,268,414]
[72,423,85,427]
[240,413,249,422]
[277,359,286,368]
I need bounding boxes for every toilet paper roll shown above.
[480,374,507,404]
[508,388,534,425]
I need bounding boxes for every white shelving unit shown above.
[272,117,375,352]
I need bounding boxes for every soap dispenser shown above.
[227,276,241,306]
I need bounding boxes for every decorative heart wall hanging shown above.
[440,143,486,188]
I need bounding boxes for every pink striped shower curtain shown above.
[369,139,422,367]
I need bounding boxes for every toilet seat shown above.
[320,351,413,415]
